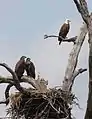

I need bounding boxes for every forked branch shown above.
[0,63,26,93]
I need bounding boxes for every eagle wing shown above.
[15,60,25,79]
[58,23,70,42]
[26,62,36,79]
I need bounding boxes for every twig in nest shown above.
[0,100,8,104]
[73,101,83,110]
[44,34,77,44]
[48,99,60,114]
[34,103,49,119]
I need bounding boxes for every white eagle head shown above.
[65,19,71,24]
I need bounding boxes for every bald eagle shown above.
[15,56,26,80]
[25,58,36,79]
[58,19,70,45]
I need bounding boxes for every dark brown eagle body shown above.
[15,56,26,80]
[58,19,70,45]
[26,58,36,79]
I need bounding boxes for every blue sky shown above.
[0,0,91,118]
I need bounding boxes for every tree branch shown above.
[0,75,37,89]
[2,75,39,105]
[0,100,8,105]
[73,0,82,14]
[0,63,26,93]
[73,0,89,24]
[69,68,87,91]
[0,74,48,105]
[62,23,87,91]
[0,76,14,84]
[44,34,77,44]
[73,68,87,78]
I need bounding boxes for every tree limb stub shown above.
[0,100,8,105]
[44,34,77,44]
[62,23,87,92]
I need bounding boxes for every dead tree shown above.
[0,0,91,119]
[0,24,88,119]
[71,0,92,119]
[44,0,92,118]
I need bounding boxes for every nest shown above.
[7,88,75,119]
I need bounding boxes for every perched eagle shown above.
[15,56,26,80]
[58,19,71,45]
[25,58,36,79]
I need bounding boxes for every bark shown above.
[72,0,92,118]
[73,0,89,24]
[62,23,87,92]
[44,34,77,44]
[85,44,92,119]
[85,15,92,119]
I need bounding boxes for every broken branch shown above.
[44,34,77,44]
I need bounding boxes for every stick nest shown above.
[7,88,75,119]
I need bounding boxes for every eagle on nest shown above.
[15,56,36,79]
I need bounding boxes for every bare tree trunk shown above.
[72,0,92,118]
[62,23,87,92]
[85,44,92,119]
[85,15,92,119]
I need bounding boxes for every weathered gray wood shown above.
[62,23,87,91]
[44,34,77,43]
[73,0,89,24]
[72,0,92,118]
